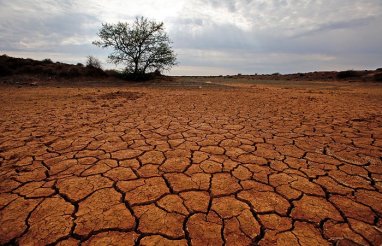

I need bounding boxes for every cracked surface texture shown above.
[1,83,382,245]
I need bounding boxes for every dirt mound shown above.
[0,54,107,80]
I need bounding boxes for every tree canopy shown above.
[93,17,177,77]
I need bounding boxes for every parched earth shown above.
[0,81,382,245]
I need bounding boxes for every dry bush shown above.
[337,70,359,79]
[0,64,13,76]
[86,56,102,69]
[374,72,382,82]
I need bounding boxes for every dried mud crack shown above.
[0,84,382,245]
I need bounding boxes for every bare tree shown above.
[86,56,102,69]
[93,17,177,78]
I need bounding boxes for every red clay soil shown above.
[0,81,381,245]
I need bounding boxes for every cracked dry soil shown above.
[0,83,382,245]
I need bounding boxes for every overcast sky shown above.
[0,0,381,75]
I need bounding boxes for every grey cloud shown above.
[171,21,251,50]
[174,18,204,26]
[0,0,381,74]
[204,0,239,12]
[0,0,99,53]
[292,16,377,38]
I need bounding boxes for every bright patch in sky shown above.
[0,0,381,75]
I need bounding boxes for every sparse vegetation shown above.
[93,16,177,79]
[0,55,106,79]
[0,63,13,76]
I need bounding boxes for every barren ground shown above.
[0,78,382,245]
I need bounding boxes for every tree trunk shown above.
[134,60,139,75]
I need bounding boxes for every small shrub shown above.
[374,72,382,82]
[85,66,106,77]
[42,58,53,64]
[76,63,84,67]
[0,64,13,76]
[19,65,36,74]
[120,71,160,81]
[41,67,57,76]
[337,70,359,79]
[60,67,81,78]
[56,64,65,71]
[153,69,161,76]
[272,72,280,76]
[376,68,382,71]
[105,69,121,77]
